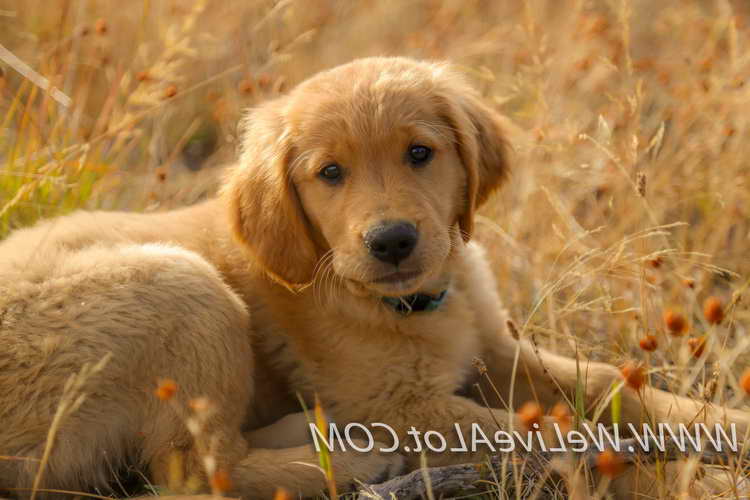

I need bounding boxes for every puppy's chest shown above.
[272,290,483,404]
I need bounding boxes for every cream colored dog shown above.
[1,57,748,499]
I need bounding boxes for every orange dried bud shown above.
[740,369,750,396]
[683,278,695,289]
[257,73,272,88]
[687,337,706,359]
[663,309,687,336]
[703,297,724,325]
[238,78,254,95]
[620,361,646,390]
[550,402,571,432]
[596,449,625,478]
[210,468,232,493]
[188,397,210,412]
[155,379,178,400]
[639,335,658,352]
[163,85,178,99]
[136,71,151,82]
[648,257,662,268]
[518,401,543,430]
[94,18,108,35]
[273,488,292,500]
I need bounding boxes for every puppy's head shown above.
[225,57,508,296]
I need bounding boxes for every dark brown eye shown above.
[319,164,343,184]
[407,145,432,166]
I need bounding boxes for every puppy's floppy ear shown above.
[223,98,319,291]
[436,76,510,241]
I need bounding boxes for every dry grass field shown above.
[2,0,750,498]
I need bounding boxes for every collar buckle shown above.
[382,289,448,316]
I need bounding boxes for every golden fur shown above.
[1,57,748,499]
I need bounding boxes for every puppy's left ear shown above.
[437,79,510,241]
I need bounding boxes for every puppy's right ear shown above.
[223,99,319,291]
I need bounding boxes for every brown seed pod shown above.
[620,361,646,391]
[703,296,724,325]
[155,379,177,400]
[550,402,571,432]
[639,335,658,352]
[94,18,107,35]
[518,401,543,430]
[210,469,232,493]
[238,78,255,95]
[163,85,178,99]
[273,489,292,500]
[257,73,272,89]
[663,309,687,336]
[596,449,625,478]
[740,369,750,396]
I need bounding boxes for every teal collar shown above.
[382,289,448,316]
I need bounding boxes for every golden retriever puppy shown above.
[1,57,748,499]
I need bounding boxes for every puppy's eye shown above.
[407,145,433,166]
[319,164,343,184]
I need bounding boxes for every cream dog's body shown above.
[1,58,748,499]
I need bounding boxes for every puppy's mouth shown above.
[373,270,422,284]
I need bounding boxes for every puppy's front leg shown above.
[477,327,750,438]
[372,395,545,469]
[229,441,404,498]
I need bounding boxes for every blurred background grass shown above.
[1,0,749,470]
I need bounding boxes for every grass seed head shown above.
[471,356,487,375]
[506,319,520,340]
[636,172,647,197]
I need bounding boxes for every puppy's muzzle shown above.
[364,221,418,266]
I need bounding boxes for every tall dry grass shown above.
[2,0,750,498]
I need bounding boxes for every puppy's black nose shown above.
[365,222,418,266]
